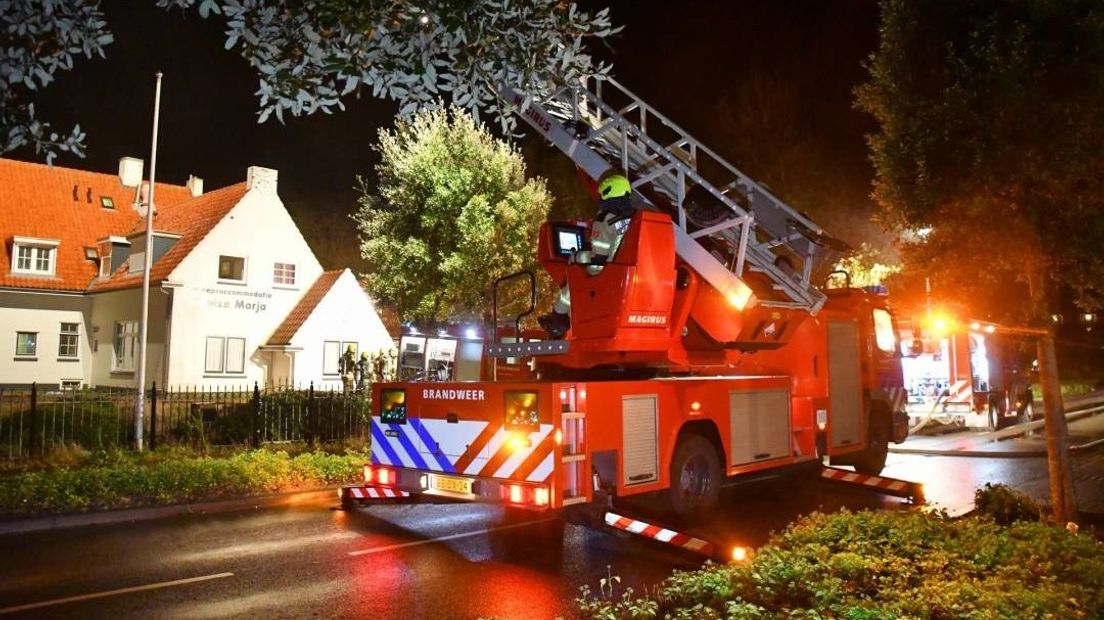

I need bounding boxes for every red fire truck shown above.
[343,77,912,523]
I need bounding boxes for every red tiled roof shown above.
[267,270,344,345]
[88,182,248,292]
[0,158,193,291]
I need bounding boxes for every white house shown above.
[0,157,393,390]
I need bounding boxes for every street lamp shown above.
[134,72,164,451]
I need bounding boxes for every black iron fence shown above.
[0,382,371,459]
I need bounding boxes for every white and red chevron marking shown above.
[947,379,972,403]
[603,512,715,557]
[346,486,410,500]
[820,467,924,502]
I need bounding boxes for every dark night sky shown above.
[12,1,882,269]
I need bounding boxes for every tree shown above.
[0,0,110,161]
[2,0,619,161]
[354,106,553,322]
[856,0,1104,522]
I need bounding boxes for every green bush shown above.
[578,509,1104,619]
[0,448,369,514]
[974,482,1041,525]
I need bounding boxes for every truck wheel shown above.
[854,410,890,475]
[666,434,722,518]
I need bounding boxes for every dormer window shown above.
[10,236,59,276]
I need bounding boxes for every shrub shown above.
[974,482,1041,525]
[0,447,369,514]
[578,509,1104,619]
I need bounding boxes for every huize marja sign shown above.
[202,287,272,314]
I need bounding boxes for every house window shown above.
[323,341,341,375]
[225,337,246,374]
[100,196,114,210]
[273,262,296,286]
[205,337,224,373]
[113,321,137,371]
[15,332,37,357]
[205,336,247,375]
[218,255,245,282]
[58,323,79,358]
[11,239,58,276]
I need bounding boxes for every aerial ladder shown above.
[500,77,848,316]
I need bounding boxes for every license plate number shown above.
[432,474,473,494]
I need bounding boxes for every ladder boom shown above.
[502,77,847,314]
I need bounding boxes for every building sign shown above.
[201,287,272,314]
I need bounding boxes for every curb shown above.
[0,486,343,536]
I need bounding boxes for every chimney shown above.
[246,166,278,193]
[118,157,144,188]
[186,175,204,197]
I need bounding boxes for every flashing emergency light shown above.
[509,485,524,504]
[465,327,479,339]
[984,325,995,334]
[970,321,981,331]
[554,429,563,445]
[363,465,373,483]
[534,487,550,507]
[690,401,702,413]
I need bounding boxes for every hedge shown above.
[0,448,367,514]
[578,507,1104,619]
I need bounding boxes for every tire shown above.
[854,408,890,475]
[666,434,722,519]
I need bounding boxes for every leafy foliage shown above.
[577,509,1104,619]
[831,242,901,289]
[974,482,1042,526]
[354,106,553,322]
[1,0,619,161]
[0,447,367,514]
[855,0,1104,319]
[0,0,109,162]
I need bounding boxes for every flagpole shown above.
[136,72,163,451]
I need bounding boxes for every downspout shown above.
[159,284,174,387]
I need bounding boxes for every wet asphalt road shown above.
[2,449,1101,620]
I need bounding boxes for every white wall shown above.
[87,288,170,389]
[290,269,394,389]
[0,291,90,388]
[164,170,323,388]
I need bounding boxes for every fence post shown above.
[29,382,38,457]
[149,382,158,452]
[307,381,315,445]
[252,382,261,448]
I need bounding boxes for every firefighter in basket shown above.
[538,173,637,339]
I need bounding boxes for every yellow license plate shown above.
[432,474,473,494]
